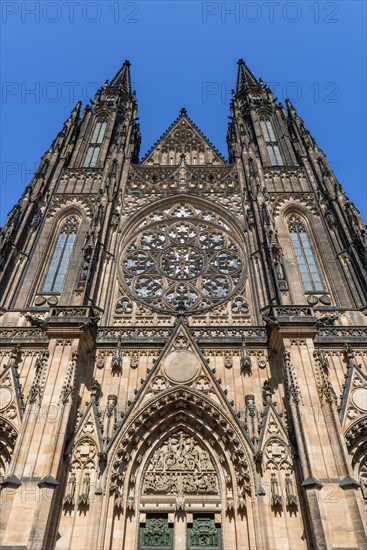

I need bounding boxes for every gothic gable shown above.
[258,401,289,451]
[120,319,253,424]
[70,400,104,452]
[141,110,227,166]
[340,348,367,429]
[259,405,293,473]
[0,349,25,429]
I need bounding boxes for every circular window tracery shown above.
[160,245,205,279]
[119,202,246,314]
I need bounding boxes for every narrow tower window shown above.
[267,145,283,166]
[83,120,107,167]
[288,215,324,292]
[260,116,284,166]
[91,121,107,144]
[42,216,78,293]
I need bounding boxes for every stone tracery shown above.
[119,202,246,314]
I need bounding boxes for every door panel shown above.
[139,514,173,550]
[187,515,221,550]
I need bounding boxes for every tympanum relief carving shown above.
[142,431,219,497]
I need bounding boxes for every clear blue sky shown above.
[1,0,366,225]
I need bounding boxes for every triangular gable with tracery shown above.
[258,399,294,473]
[106,317,255,455]
[339,350,367,430]
[140,109,227,166]
[258,401,289,450]
[0,354,25,430]
[68,400,104,454]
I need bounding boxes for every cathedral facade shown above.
[0,60,366,550]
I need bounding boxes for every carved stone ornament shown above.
[96,354,106,369]
[265,438,289,471]
[142,431,219,496]
[347,407,359,420]
[75,439,96,462]
[258,356,267,369]
[150,375,168,392]
[194,375,211,392]
[82,421,95,435]
[267,422,280,435]
[359,458,367,499]
[224,355,233,369]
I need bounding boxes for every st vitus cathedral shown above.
[0,59,366,550]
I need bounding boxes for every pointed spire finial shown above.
[109,59,132,94]
[180,107,187,116]
[236,59,258,92]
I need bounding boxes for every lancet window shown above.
[288,214,324,292]
[42,216,78,293]
[260,116,284,166]
[83,120,107,167]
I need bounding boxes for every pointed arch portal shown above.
[104,383,256,549]
[108,385,254,506]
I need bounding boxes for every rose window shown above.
[119,203,246,313]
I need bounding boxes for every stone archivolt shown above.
[271,193,319,218]
[0,352,24,481]
[108,387,254,512]
[340,353,367,491]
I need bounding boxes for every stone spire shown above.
[236,58,258,92]
[109,59,132,95]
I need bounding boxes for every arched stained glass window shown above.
[260,116,284,166]
[288,214,324,292]
[83,120,107,167]
[42,216,78,293]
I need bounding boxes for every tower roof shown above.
[236,58,258,91]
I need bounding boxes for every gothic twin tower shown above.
[0,60,366,550]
